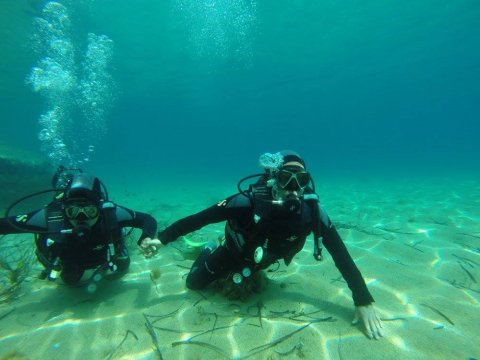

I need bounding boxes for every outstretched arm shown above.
[319,207,382,339]
[115,206,159,258]
[158,193,252,244]
[321,220,374,305]
[0,209,47,235]
[138,203,230,257]
[115,206,157,242]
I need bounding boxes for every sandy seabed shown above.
[1,172,479,360]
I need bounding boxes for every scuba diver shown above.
[0,167,158,290]
[141,150,383,339]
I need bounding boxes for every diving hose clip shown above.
[313,236,324,261]
[48,258,61,281]
[107,243,117,272]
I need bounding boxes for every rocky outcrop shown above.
[0,142,53,210]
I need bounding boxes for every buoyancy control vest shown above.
[225,182,324,264]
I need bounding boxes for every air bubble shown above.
[27,1,115,167]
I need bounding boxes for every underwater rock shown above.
[0,141,52,209]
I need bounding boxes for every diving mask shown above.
[276,170,310,190]
[65,202,99,220]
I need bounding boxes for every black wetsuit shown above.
[158,192,374,306]
[0,202,157,284]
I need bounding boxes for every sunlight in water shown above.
[173,0,257,66]
[388,335,409,350]
[416,228,434,239]
[430,252,442,268]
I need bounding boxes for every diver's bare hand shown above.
[139,237,162,258]
[352,304,383,339]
